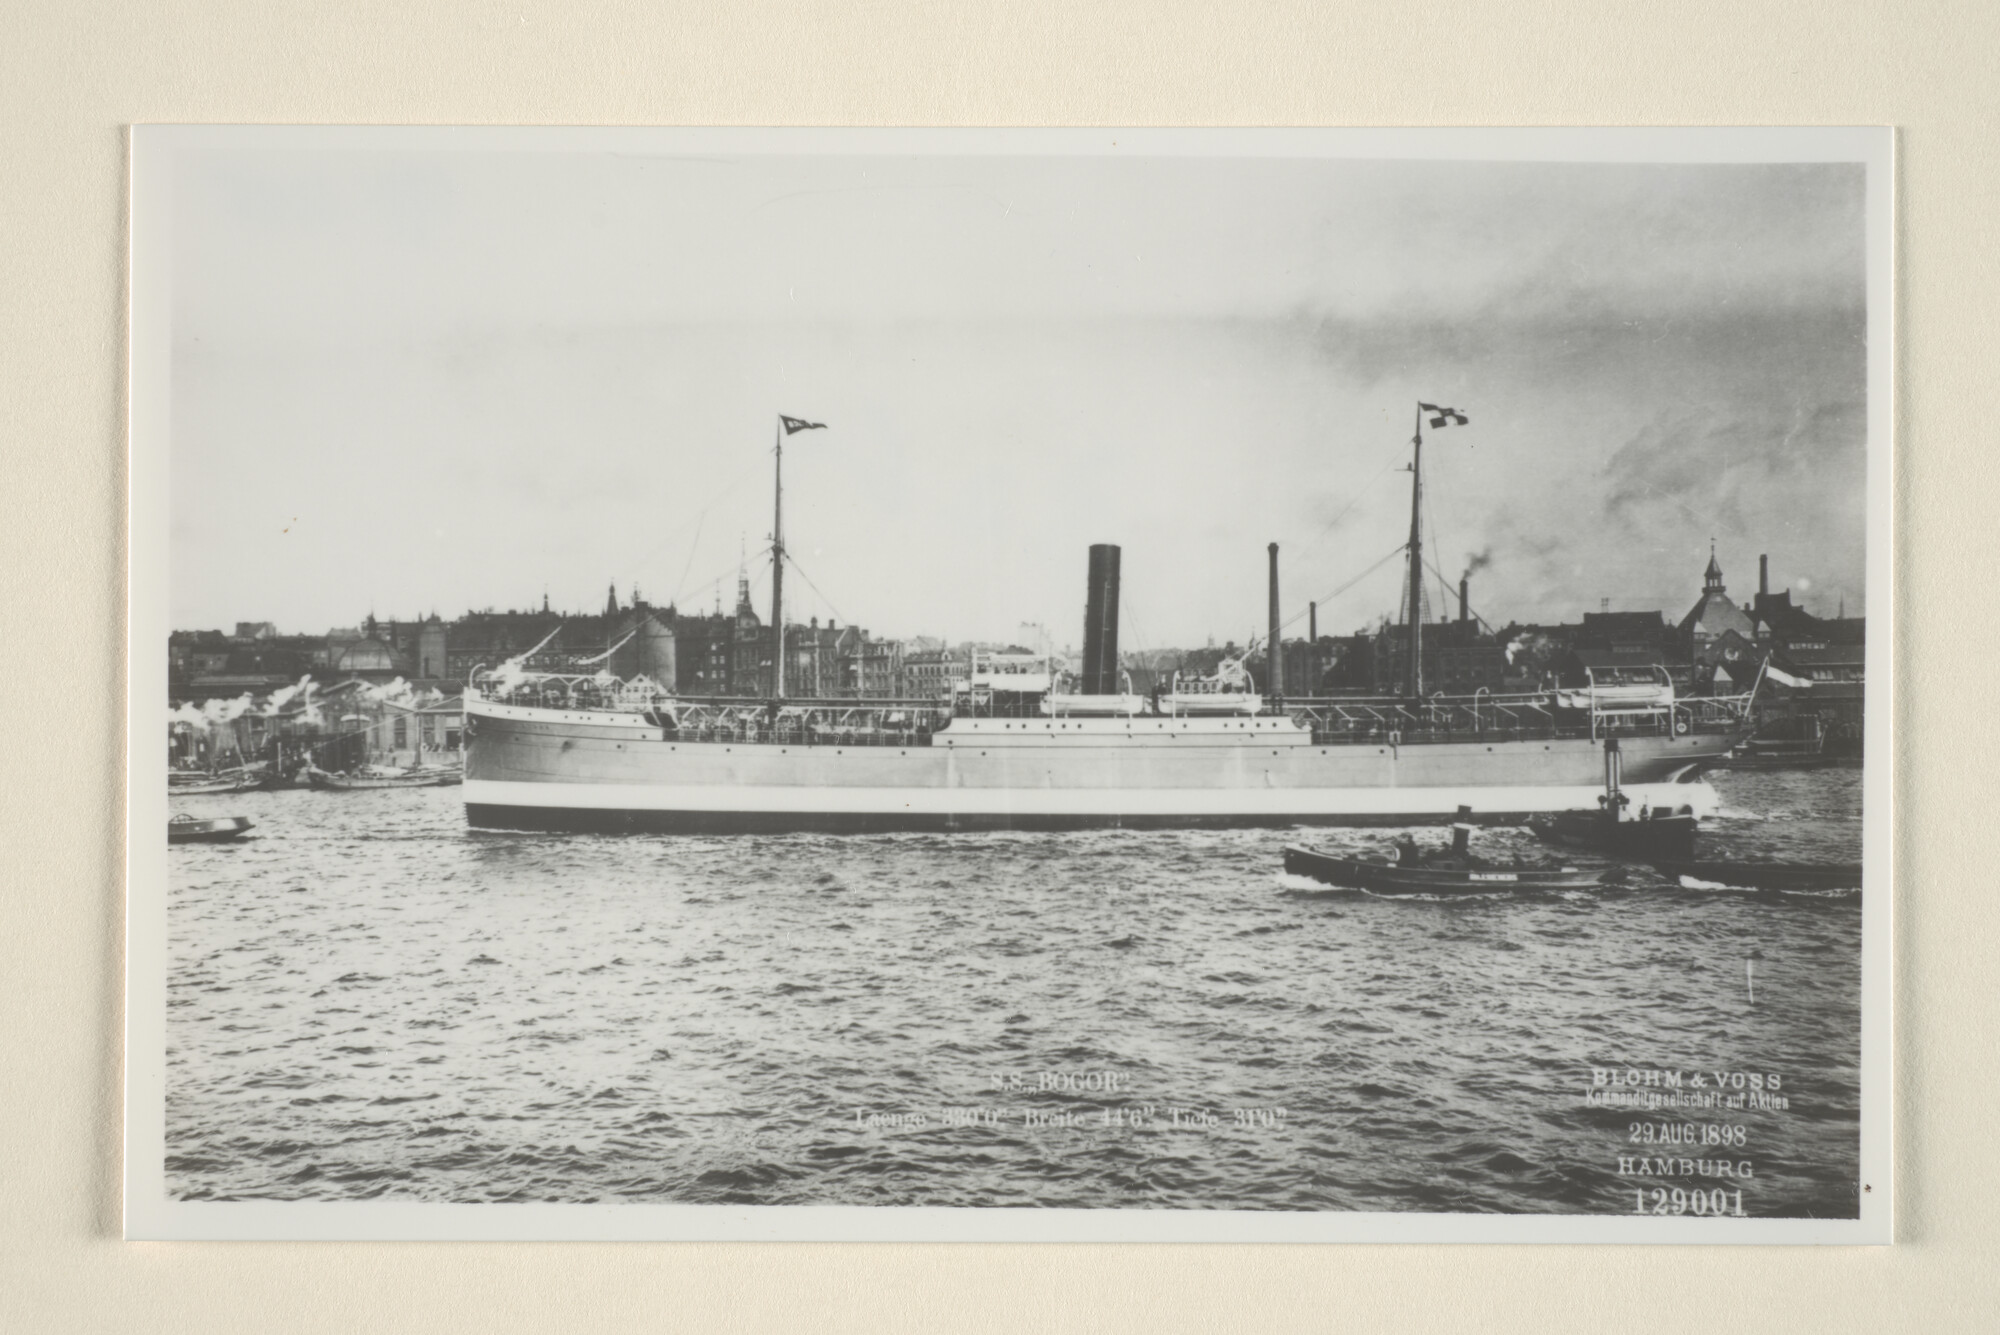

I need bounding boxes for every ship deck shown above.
[462,690,1749,751]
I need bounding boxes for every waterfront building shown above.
[901,649,968,700]
[171,630,322,702]
[329,632,406,684]
[842,635,904,698]
[670,609,735,695]
[1743,555,1866,752]
[1679,546,1757,660]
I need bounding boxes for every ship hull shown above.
[464,699,1730,833]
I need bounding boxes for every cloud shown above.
[1603,398,1864,532]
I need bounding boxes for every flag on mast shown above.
[780,416,827,435]
[1417,403,1468,428]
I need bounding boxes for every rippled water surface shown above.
[165,769,1864,1216]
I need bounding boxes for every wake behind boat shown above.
[1656,861,1863,892]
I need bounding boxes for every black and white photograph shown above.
[126,127,1891,1242]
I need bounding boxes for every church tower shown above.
[1680,541,1755,661]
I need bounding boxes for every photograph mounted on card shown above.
[125,126,1892,1242]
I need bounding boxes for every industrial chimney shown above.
[1459,576,1470,625]
[1308,600,1318,697]
[1267,543,1283,699]
[1081,544,1122,695]
[1760,554,1769,597]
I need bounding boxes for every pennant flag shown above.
[1418,403,1468,428]
[780,416,827,435]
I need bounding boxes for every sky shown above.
[166,143,1870,649]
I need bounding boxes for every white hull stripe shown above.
[464,778,1719,819]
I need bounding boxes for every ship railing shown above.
[1285,689,1753,743]
[1288,692,1571,741]
[661,697,954,746]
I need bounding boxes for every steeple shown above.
[1704,541,1725,593]
[605,582,619,616]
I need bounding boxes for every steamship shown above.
[462,409,1748,833]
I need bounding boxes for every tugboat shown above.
[1530,738,1699,861]
[1522,741,1862,891]
[1284,808,1610,893]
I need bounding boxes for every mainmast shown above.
[1405,404,1425,698]
[1401,400,1468,697]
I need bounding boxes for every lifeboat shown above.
[1041,693,1147,717]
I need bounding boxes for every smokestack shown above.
[1459,576,1469,625]
[1267,543,1283,698]
[1308,601,1318,697]
[1760,554,1769,597]
[1081,544,1122,695]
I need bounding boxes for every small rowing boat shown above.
[168,814,253,844]
[168,774,265,796]
[305,764,461,791]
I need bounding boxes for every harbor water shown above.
[164,768,1864,1216]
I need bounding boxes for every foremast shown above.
[767,413,827,701]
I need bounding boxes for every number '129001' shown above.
[1636,1187,1746,1216]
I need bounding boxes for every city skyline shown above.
[171,539,1850,652]
[169,143,1867,646]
